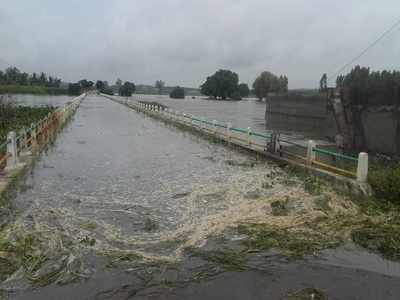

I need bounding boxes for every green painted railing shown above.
[278,137,307,149]
[313,147,358,162]
[131,99,369,180]
[0,141,7,152]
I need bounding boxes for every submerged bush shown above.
[368,164,400,204]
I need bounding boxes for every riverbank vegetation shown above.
[0,96,54,145]
[253,71,288,100]
[0,67,67,95]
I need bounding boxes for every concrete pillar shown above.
[247,127,252,145]
[5,131,18,170]
[307,140,317,165]
[357,152,369,183]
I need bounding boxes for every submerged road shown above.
[2,95,400,299]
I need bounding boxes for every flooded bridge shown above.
[0,94,399,300]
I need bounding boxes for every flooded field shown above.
[0,95,399,299]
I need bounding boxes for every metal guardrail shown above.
[102,96,369,183]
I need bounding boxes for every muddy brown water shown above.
[2,95,400,299]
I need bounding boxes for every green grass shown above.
[0,84,68,95]
[0,105,55,146]
[237,223,340,258]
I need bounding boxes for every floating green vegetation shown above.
[102,249,142,268]
[270,198,289,216]
[237,223,340,258]
[303,177,324,195]
[80,222,97,230]
[313,194,332,212]
[0,230,88,286]
[225,159,256,168]
[188,247,247,271]
[285,288,327,300]
[368,163,400,205]
[351,219,400,261]
[144,217,158,232]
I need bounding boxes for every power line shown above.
[328,17,400,81]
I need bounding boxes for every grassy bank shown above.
[0,104,55,147]
[0,85,68,95]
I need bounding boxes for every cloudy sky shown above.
[0,0,399,88]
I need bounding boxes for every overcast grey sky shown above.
[0,0,399,88]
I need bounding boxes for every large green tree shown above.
[95,80,105,91]
[119,81,136,96]
[252,71,288,100]
[238,83,250,98]
[200,69,241,100]
[170,86,185,99]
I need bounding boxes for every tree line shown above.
[336,66,400,106]
[0,67,62,88]
[200,69,288,101]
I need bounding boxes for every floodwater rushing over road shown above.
[1,95,400,299]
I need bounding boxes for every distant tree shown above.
[68,83,82,95]
[101,87,114,95]
[30,73,38,85]
[116,78,123,89]
[95,80,105,91]
[119,81,136,96]
[5,67,20,84]
[18,72,29,85]
[278,75,289,93]
[238,83,250,98]
[200,69,241,100]
[319,73,327,91]
[337,65,400,106]
[170,86,185,99]
[252,71,288,100]
[39,72,47,85]
[79,79,94,90]
[155,80,165,94]
[54,78,62,88]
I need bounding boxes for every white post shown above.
[306,140,316,165]
[357,152,369,183]
[227,122,232,140]
[213,120,217,133]
[5,131,18,170]
[247,127,252,145]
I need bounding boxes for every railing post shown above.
[20,128,27,151]
[307,140,316,165]
[247,127,252,145]
[227,122,232,140]
[5,131,18,170]
[357,152,369,183]
[213,120,217,133]
[269,133,277,153]
[30,123,38,153]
